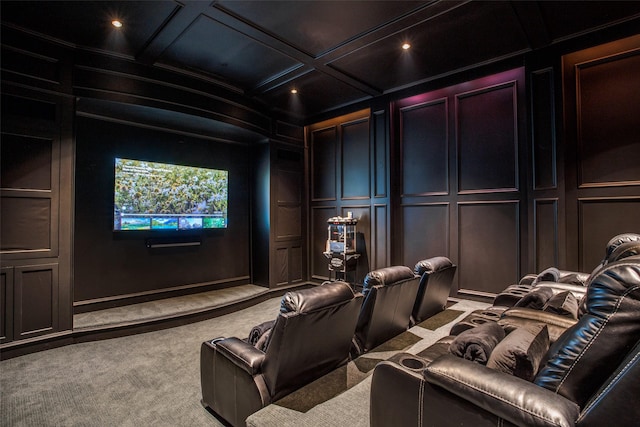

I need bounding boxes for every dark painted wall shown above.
[74,118,251,303]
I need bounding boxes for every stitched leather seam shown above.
[556,283,639,391]
[431,368,565,427]
[578,344,640,421]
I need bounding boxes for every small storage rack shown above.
[323,215,360,284]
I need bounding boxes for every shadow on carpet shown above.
[274,308,464,413]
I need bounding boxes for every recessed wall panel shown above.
[458,202,519,294]
[531,69,557,190]
[276,248,288,285]
[400,100,448,195]
[276,206,301,239]
[373,110,387,197]
[342,119,370,199]
[374,205,388,269]
[402,204,449,269]
[311,127,337,201]
[277,169,301,204]
[535,199,559,271]
[1,134,53,190]
[458,83,518,193]
[15,264,58,337]
[577,52,640,187]
[290,246,302,282]
[579,198,640,271]
[1,197,51,251]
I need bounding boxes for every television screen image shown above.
[113,158,228,231]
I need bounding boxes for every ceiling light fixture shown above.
[402,43,411,50]
[112,20,123,28]
[291,89,298,94]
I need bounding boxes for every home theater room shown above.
[1,1,639,426]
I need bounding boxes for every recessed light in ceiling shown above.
[291,89,298,94]
[402,43,411,50]
[112,20,123,28]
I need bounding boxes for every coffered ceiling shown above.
[2,1,639,121]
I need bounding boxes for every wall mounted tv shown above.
[113,158,228,231]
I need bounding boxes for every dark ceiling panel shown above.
[158,14,302,90]
[217,0,431,57]
[329,1,530,92]
[261,70,371,118]
[537,1,640,42]
[0,1,178,57]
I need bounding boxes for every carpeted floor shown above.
[1,296,487,427]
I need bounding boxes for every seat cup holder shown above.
[481,311,500,318]
[470,318,487,325]
[399,356,427,371]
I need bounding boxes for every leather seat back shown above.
[534,255,640,408]
[353,266,420,354]
[262,281,363,400]
[412,257,457,324]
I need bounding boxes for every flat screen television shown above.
[113,158,228,231]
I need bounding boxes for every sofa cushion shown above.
[487,323,550,381]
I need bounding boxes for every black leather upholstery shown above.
[369,255,640,427]
[200,281,363,427]
[352,265,420,356]
[411,257,457,324]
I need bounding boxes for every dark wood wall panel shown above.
[341,119,370,199]
[0,267,14,343]
[402,204,449,270]
[400,99,448,196]
[458,202,520,295]
[290,246,302,282]
[457,83,518,193]
[373,110,388,198]
[311,206,337,280]
[1,134,53,189]
[342,206,371,283]
[311,127,337,201]
[276,206,301,239]
[563,35,640,272]
[374,205,388,269]
[579,198,640,271]
[277,169,302,204]
[576,51,640,187]
[0,197,51,251]
[534,199,559,271]
[276,248,288,285]
[531,68,557,190]
[14,264,58,339]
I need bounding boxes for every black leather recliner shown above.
[411,257,457,325]
[351,265,420,356]
[200,281,363,427]
[370,255,640,427]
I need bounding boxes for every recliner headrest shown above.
[280,281,355,314]
[604,233,640,259]
[414,256,454,276]
[606,240,640,263]
[363,265,416,290]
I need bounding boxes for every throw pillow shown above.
[486,323,550,381]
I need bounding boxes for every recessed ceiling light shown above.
[291,89,298,94]
[402,43,411,50]
[112,20,123,28]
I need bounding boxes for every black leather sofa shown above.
[411,257,457,325]
[370,253,640,427]
[200,281,363,427]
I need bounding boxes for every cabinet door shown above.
[14,263,59,340]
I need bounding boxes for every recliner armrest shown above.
[425,355,580,427]
[214,337,266,375]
